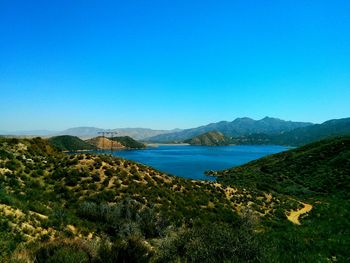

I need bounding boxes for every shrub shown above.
[92,173,100,182]
[96,236,152,263]
[104,168,114,177]
[27,240,91,263]
[5,160,18,171]
[157,220,260,263]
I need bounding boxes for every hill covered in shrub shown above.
[217,136,350,197]
[214,136,350,262]
[48,135,96,151]
[0,137,349,262]
[184,131,232,146]
[111,136,146,149]
[0,137,274,262]
[231,117,350,146]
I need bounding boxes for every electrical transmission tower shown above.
[97,131,118,153]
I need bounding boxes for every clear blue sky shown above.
[1,0,349,131]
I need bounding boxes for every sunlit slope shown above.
[0,137,288,261]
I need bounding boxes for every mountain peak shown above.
[146,117,314,142]
[260,116,282,122]
[232,117,255,123]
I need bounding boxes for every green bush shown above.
[157,220,259,263]
[30,240,91,263]
[96,236,152,263]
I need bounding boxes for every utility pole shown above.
[98,131,118,154]
[97,131,106,153]
[108,131,118,153]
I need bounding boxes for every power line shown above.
[97,131,118,153]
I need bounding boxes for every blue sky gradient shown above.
[1,0,350,130]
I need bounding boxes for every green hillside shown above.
[1,137,349,262]
[218,136,350,197]
[231,133,273,145]
[111,136,146,149]
[0,137,268,262]
[184,131,232,146]
[48,135,96,151]
[147,117,312,142]
[274,117,350,146]
[215,136,350,262]
[231,117,350,146]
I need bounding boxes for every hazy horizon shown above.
[1,1,350,131]
[0,115,340,133]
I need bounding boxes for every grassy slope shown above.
[184,131,232,146]
[0,137,281,262]
[1,137,349,261]
[111,136,146,149]
[218,136,350,197]
[216,136,350,262]
[48,135,96,151]
[274,117,350,146]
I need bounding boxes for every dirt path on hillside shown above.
[287,203,313,225]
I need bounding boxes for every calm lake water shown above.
[99,145,289,180]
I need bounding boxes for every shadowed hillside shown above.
[111,136,146,149]
[48,135,96,151]
[146,117,312,142]
[213,136,350,262]
[274,117,350,146]
[231,117,350,146]
[184,131,232,146]
[216,136,350,197]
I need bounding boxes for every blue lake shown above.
[99,145,289,180]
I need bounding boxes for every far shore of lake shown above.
[146,143,190,147]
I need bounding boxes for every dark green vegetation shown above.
[184,131,232,146]
[149,117,350,147]
[189,117,350,147]
[0,137,269,262]
[1,136,349,262]
[48,135,97,151]
[273,117,350,146]
[231,133,272,145]
[215,136,350,262]
[49,135,145,152]
[146,117,312,142]
[218,136,350,197]
[231,117,350,146]
[111,136,146,149]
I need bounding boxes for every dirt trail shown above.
[287,202,313,225]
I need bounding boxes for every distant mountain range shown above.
[0,127,182,140]
[231,117,350,146]
[3,117,350,146]
[0,130,57,136]
[55,127,184,140]
[146,117,313,142]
